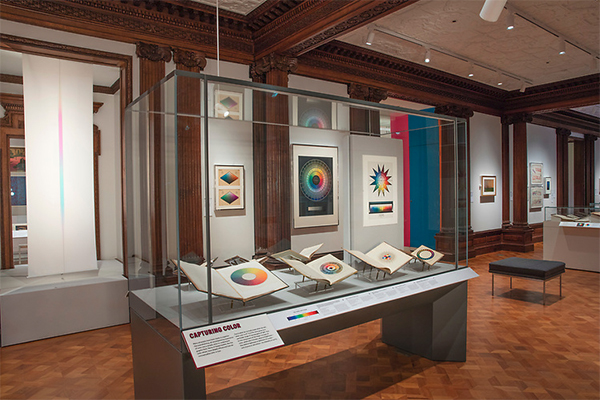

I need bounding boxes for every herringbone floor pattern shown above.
[1,244,599,399]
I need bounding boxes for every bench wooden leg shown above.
[510,277,512,289]
[491,274,494,296]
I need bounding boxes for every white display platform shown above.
[0,260,129,346]
[543,220,600,272]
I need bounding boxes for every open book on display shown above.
[178,259,288,302]
[345,242,413,274]
[281,254,357,286]
[270,243,323,263]
[411,245,444,267]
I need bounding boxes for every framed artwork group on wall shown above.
[530,186,544,210]
[215,165,245,211]
[292,144,338,229]
[363,155,398,227]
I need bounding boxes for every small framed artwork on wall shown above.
[544,177,552,195]
[530,162,543,185]
[481,175,496,196]
[215,90,243,120]
[530,186,543,210]
[215,165,245,211]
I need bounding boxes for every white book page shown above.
[345,249,384,269]
[306,254,357,285]
[299,243,324,258]
[216,260,288,301]
[366,242,413,274]
[411,245,444,267]
[179,260,241,299]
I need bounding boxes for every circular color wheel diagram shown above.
[416,249,435,261]
[320,262,343,275]
[230,267,268,286]
[299,108,330,129]
[299,159,332,201]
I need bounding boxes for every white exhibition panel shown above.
[22,55,97,277]
[527,124,557,224]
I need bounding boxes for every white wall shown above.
[470,113,503,231]
[288,75,348,97]
[527,124,557,223]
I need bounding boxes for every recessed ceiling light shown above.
[424,48,431,63]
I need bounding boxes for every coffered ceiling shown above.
[189,0,269,15]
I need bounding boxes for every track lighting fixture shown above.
[366,30,375,46]
[424,48,431,63]
[558,39,566,55]
[480,0,508,22]
[496,71,503,86]
[468,62,474,77]
[519,81,527,92]
[506,10,515,30]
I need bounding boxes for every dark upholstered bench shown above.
[489,257,565,305]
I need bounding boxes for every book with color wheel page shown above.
[270,243,323,263]
[178,259,288,302]
[410,245,444,267]
[345,242,413,274]
[281,254,357,286]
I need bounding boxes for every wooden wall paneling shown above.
[556,128,570,207]
[137,42,171,279]
[347,83,387,135]
[250,54,296,254]
[173,49,206,262]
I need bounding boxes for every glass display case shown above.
[543,206,600,273]
[125,71,471,397]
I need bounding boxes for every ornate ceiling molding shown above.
[532,110,600,137]
[136,42,172,62]
[0,0,254,62]
[501,113,534,125]
[172,48,207,71]
[435,105,474,120]
[347,83,388,103]
[249,53,298,80]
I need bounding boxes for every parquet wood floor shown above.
[1,244,599,400]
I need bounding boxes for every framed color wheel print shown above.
[292,144,338,228]
[215,165,245,210]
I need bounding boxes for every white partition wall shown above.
[22,55,97,277]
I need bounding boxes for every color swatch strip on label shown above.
[287,310,319,321]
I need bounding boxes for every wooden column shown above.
[501,119,511,228]
[584,134,597,207]
[347,83,387,135]
[434,105,473,261]
[501,113,534,252]
[136,42,171,276]
[250,54,297,254]
[556,128,570,207]
[173,48,206,263]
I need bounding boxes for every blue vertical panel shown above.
[409,110,439,248]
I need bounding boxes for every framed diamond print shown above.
[215,165,245,211]
[215,90,243,120]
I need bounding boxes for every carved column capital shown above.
[172,48,207,70]
[584,133,598,142]
[347,83,388,103]
[556,128,571,137]
[249,53,298,80]
[501,112,533,125]
[435,105,474,119]
[136,42,172,63]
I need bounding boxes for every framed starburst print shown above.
[363,155,398,227]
